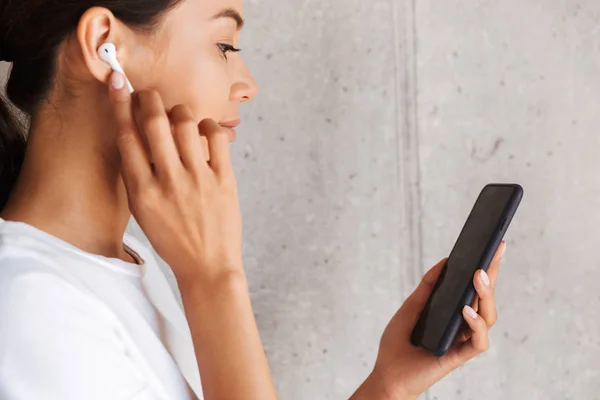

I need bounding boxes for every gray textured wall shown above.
[4,0,598,399]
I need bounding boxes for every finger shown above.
[168,105,208,173]
[400,258,448,335]
[459,330,472,343]
[199,119,233,179]
[405,258,447,308]
[474,269,497,327]
[470,293,479,313]
[487,240,506,288]
[456,305,490,360]
[137,91,182,179]
[470,241,505,315]
[456,322,472,343]
[108,71,153,191]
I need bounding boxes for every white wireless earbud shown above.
[98,43,134,93]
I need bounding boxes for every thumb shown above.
[401,258,447,329]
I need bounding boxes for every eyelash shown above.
[218,43,241,60]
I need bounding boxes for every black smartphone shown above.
[410,183,523,357]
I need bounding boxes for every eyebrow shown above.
[210,8,245,31]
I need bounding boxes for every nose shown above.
[231,61,258,103]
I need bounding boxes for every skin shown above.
[1,0,255,263]
[0,0,505,398]
[351,242,505,399]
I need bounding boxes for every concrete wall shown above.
[229,1,599,398]
[4,0,598,398]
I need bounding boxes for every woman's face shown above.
[132,0,257,147]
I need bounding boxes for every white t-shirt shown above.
[0,217,204,399]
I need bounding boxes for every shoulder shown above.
[0,258,154,399]
[0,257,119,331]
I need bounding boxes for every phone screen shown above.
[417,185,516,349]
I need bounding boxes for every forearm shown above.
[178,271,277,400]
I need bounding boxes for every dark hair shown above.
[0,0,182,211]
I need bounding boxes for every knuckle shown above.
[480,340,491,353]
[125,180,143,201]
[112,91,129,105]
[188,165,205,183]
[198,118,222,135]
[129,184,159,212]
[478,281,492,296]
[477,315,488,329]
[219,174,238,192]
[116,128,136,144]
[489,311,498,326]
[143,114,167,133]
[174,117,197,133]
[162,170,184,194]
[162,186,180,206]
[138,186,162,209]
[171,104,194,120]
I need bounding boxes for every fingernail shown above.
[480,270,490,287]
[464,305,478,319]
[110,72,124,89]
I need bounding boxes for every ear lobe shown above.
[76,6,126,85]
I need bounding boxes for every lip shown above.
[221,127,237,142]
[219,118,241,128]
[219,118,241,142]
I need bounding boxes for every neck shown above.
[0,87,134,261]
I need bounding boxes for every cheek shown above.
[160,56,231,122]
[142,49,231,162]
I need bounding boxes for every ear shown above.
[76,7,130,86]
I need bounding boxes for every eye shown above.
[218,43,241,60]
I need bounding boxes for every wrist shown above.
[370,365,416,400]
[176,267,248,298]
[350,368,411,400]
[174,257,246,285]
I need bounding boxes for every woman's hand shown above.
[108,71,243,282]
[353,241,505,400]
[108,72,278,400]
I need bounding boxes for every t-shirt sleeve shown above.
[0,266,160,400]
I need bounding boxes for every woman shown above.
[0,0,505,399]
